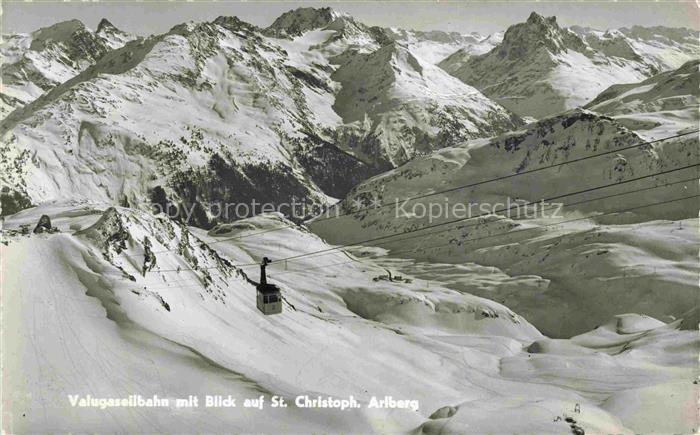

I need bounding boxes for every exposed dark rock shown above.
[1,188,33,217]
[33,215,53,233]
[78,207,130,256]
[494,12,588,59]
[264,7,339,38]
[293,134,387,198]
[428,405,458,419]
[286,66,331,92]
[142,236,157,275]
[96,18,117,34]
[159,153,326,226]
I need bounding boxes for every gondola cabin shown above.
[256,257,282,315]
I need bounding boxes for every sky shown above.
[2,1,698,36]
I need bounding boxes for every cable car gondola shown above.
[256,257,282,315]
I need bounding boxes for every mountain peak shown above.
[265,7,345,38]
[377,40,419,60]
[94,17,136,49]
[520,12,561,37]
[526,11,557,26]
[29,19,88,51]
[213,15,258,33]
[495,11,586,59]
[32,19,85,40]
[96,18,117,33]
[356,40,424,75]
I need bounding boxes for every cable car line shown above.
[135,130,698,257]
[292,172,700,262]
[267,163,699,265]
[142,167,697,278]
[133,191,698,291]
[270,192,700,277]
[308,130,699,225]
[149,163,699,272]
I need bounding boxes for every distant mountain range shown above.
[440,12,698,118]
[1,18,136,116]
[1,7,697,224]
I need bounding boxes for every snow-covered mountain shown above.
[0,16,381,224]
[585,59,699,139]
[330,41,521,166]
[311,110,699,336]
[265,8,523,167]
[264,7,501,64]
[264,6,351,38]
[0,19,136,115]
[379,28,501,64]
[1,9,521,220]
[439,12,698,118]
[571,25,699,73]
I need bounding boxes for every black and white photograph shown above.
[1,0,698,433]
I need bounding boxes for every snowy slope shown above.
[374,218,700,338]
[0,19,136,115]
[585,59,699,140]
[2,205,537,431]
[199,213,539,340]
[3,205,697,432]
[311,110,699,335]
[439,12,697,118]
